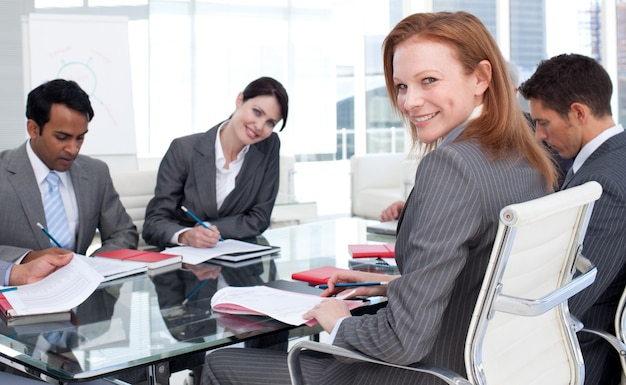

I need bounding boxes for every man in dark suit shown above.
[0,79,138,266]
[519,53,626,385]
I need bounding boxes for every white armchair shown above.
[110,169,158,250]
[350,153,415,219]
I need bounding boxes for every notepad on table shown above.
[348,243,395,258]
[95,248,182,270]
[166,239,275,265]
[211,285,364,326]
[366,220,398,236]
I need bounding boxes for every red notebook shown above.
[348,243,395,258]
[0,293,72,326]
[291,266,350,285]
[96,249,182,269]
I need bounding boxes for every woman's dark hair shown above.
[242,77,289,131]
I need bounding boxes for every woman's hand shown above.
[302,298,351,333]
[179,224,221,248]
[320,270,399,298]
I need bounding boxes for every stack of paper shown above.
[0,255,103,325]
[166,239,278,265]
[211,285,363,326]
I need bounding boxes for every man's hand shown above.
[9,252,73,286]
[379,201,405,222]
[21,248,70,264]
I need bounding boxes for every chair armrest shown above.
[287,340,472,385]
[579,328,626,357]
[494,255,597,316]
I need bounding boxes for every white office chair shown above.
[288,181,603,385]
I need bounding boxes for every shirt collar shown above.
[572,124,624,173]
[25,139,70,187]
[441,104,483,146]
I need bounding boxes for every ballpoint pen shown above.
[182,280,208,306]
[317,281,389,290]
[0,287,17,293]
[181,206,224,241]
[36,222,63,248]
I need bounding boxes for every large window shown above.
[2,0,621,164]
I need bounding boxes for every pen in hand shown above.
[317,281,389,290]
[181,206,224,242]
[36,222,63,248]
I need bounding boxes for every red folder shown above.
[348,243,395,258]
[291,266,350,285]
[96,249,182,269]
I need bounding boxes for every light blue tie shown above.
[43,172,73,249]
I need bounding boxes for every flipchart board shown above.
[23,13,137,156]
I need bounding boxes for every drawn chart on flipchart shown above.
[24,13,137,155]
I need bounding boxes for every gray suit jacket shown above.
[142,123,280,249]
[0,142,138,261]
[322,139,547,384]
[564,131,626,385]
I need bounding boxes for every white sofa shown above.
[350,153,417,220]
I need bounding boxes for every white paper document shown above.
[211,285,324,326]
[87,254,148,281]
[166,239,272,265]
[211,285,365,326]
[2,254,104,316]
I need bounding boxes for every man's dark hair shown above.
[26,79,94,134]
[518,53,612,118]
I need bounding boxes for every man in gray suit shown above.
[519,53,626,385]
[0,79,138,268]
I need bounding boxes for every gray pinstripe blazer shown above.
[323,138,548,385]
[0,142,138,261]
[142,123,281,249]
[565,131,626,385]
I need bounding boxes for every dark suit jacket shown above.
[563,131,626,385]
[142,123,280,248]
[0,142,138,261]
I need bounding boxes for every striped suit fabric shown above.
[565,131,626,385]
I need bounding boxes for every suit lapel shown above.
[192,128,219,216]
[70,159,90,251]
[560,131,626,190]
[6,144,54,249]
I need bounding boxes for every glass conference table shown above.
[0,217,395,384]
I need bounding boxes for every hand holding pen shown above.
[318,270,397,299]
[180,206,224,248]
